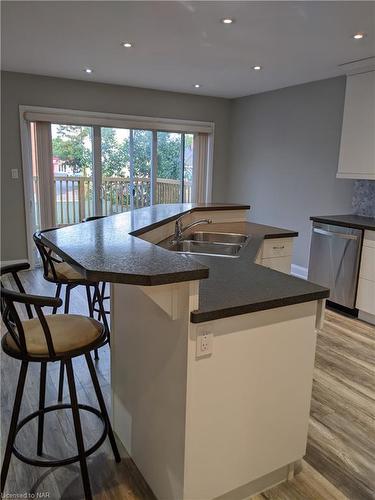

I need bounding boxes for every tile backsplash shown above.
[352,180,375,218]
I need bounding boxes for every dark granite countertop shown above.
[40,203,329,322]
[40,204,248,286]
[310,214,375,231]
[186,222,328,322]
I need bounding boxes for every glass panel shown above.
[183,133,194,202]
[101,127,130,214]
[51,124,93,225]
[101,128,152,213]
[156,132,183,204]
[132,129,152,209]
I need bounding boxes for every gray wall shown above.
[1,71,231,261]
[2,71,355,269]
[227,76,354,270]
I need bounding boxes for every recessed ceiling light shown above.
[122,41,133,48]
[352,32,366,40]
[252,65,262,71]
[84,68,93,74]
[194,84,201,88]
[221,18,234,24]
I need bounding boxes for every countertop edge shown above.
[190,289,330,323]
[264,231,298,239]
[310,216,375,231]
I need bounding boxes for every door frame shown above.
[19,114,36,267]
[19,105,214,266]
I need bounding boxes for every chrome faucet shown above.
[174,216,212,242]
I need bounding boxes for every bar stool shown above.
[0,263,121,500]
[82,216,110,321]
[33,230,109,402]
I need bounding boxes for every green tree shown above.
[52,125,92,175]
[101,127,129,177]
[132,130,152,178]
[157,132,182,180]
[52,126,193,182]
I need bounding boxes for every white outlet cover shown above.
[196,329,213,358]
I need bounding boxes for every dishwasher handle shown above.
[313,227,359,240]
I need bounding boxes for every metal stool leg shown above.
[52,283,62,314]
[37,362,47,456]
[94,284,110,342]
[1,361,28,494]
[58,284,71,402]
[85,353,121,463]
[57,362,65,403]
[96,282,107,322]
[65,359,93,500]
[85,286,94,318]
[87,286,99,361]
[64,284,71,314]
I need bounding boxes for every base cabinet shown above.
[357,278,375,315]
[356,230,375,315]
[256,238,294,274]
[111,282,319,500]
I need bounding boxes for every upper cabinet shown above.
[337,70,375,180]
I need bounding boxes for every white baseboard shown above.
[358,310,375,326]
[291,264,308,280]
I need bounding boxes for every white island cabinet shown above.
[108,210,326,500]
[111,284,323,500]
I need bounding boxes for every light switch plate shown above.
[11,168,19,179]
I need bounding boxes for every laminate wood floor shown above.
[1,269,374,500]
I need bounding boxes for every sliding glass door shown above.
[31,123,195,229]
[51,124,94,225]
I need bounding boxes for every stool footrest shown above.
[13,403,107,467]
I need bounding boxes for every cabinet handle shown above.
[273,245,285,250]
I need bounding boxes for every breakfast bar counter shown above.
[41,203,328,321]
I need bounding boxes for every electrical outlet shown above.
[196,329,213,358]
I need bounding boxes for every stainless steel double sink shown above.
[159,231,249,257]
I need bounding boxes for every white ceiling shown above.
[2,1,374,98]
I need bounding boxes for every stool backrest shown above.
[33,230,62,282]
[1,263,62,358]
[0,262,33,320]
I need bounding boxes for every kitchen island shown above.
[41,204,329,500]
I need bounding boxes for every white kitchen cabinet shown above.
[356,230,375,315]
[356,278,375,315]
[256,238,294,274]
[337,71,375,180]
[261,256,292,274]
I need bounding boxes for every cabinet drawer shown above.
[261,256,292,274]
[359,245,375,281]
[356,278,375,314]
[262,238,293,259]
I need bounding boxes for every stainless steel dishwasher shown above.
[308,222,363,309]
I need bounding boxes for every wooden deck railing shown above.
[33,176,192,226]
